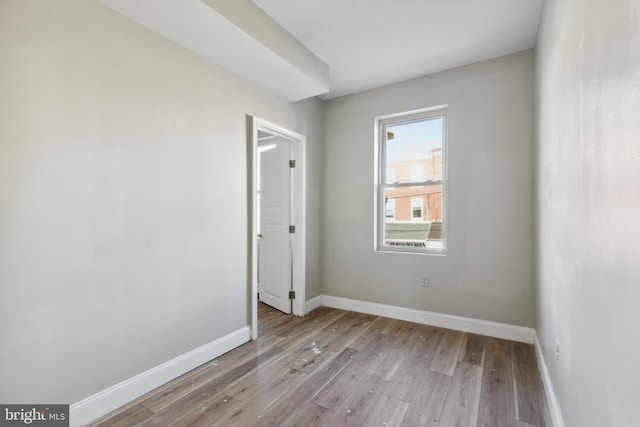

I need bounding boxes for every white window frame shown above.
[374,105,448,255]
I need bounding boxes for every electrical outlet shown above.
[421,275,429,288]
[555,339,560,360]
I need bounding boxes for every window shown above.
[385,199,396,219]
[375,106,447,254]
[411,198,423,220]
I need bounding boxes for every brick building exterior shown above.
[385,148,442,222]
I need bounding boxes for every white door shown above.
[258,139,292,314]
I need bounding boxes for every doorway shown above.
[250,117,306,340]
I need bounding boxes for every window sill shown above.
[375,247,447,256]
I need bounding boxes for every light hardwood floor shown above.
[90,303,552,427]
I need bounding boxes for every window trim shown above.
[374,105,448,255]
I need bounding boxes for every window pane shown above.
[411,198,423,220]
[385,117,443,184]
[384,184,443,250]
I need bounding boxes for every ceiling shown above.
[98,0,330,102]
[253,0,544,99]
[98,0,543,102]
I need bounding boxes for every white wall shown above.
[322,50,536,327]
[0,0,323,404]
[536,0,640,425]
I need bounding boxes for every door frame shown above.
[250,116,306,340]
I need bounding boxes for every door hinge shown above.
[289,290,296,299]
[289,159,296,168]
[289,225,296,233]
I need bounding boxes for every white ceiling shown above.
[253,0,544,99]
[97,0,330,102]
[98,0,543,102]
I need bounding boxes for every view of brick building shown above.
[385,148,442,221]
[384,147,443,247]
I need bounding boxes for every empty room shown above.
[1,0,638,426]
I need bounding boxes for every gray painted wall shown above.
[0,0,323,404]
[322,50,536,327]
[536,0,640,425]
[292,97,325,301]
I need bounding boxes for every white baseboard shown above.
[70,326,251,427]
[535,335,566,427]
[319,295,536,344]
[305,295,323,313]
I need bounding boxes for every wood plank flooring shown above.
[89,303,552,427]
